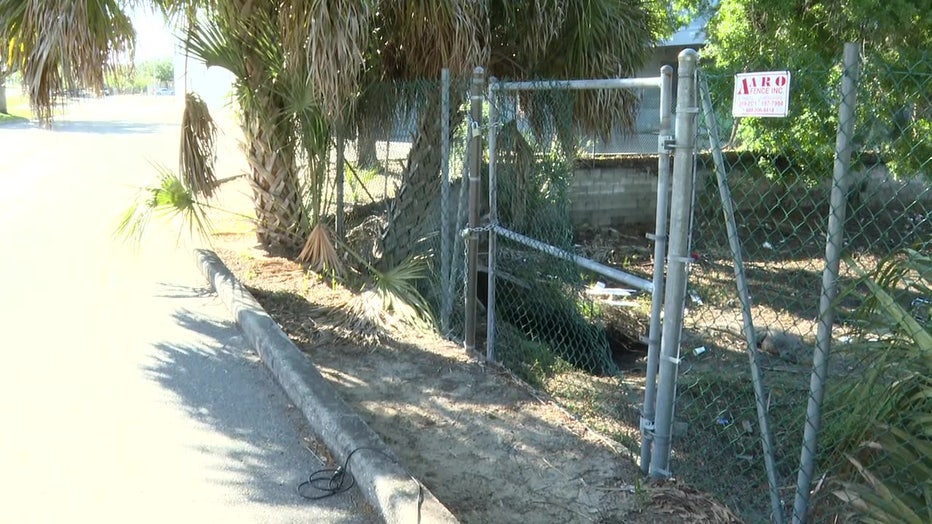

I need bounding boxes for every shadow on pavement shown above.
[51,120,175,135]
[153,283,215,299]
[145,288,375,522]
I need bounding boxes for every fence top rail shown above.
[491,76,663,92]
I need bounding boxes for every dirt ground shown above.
[208,225,742,523]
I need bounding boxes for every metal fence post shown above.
[486,78,499,362]
[650,49,699,478]
[792,42,861,524]
[641,64,674,473]
[440,68,452,335]
[464,67,485,353]
[699,70,785,523]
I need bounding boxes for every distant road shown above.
[0,97,375,523]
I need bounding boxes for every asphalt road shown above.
[0,97,375,523]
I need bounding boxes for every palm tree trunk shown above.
[221,0,306,254]
[381,93,463,267]
[241,75,306,254]
[243,116,306,253]
[355,119,380,169]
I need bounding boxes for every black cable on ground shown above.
[296,462,356,500]
[297,446,425,521]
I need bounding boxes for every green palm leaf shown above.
[115,164,213,249]
[828,250,931,521]
[180,12,245,79]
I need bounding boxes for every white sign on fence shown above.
[732,71,791,117]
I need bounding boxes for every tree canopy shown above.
[0,0,134,122]
[3,0,679,256]
[695,0,932,180]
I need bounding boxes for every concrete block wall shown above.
[569,159,660,228]
[568,154,929,231]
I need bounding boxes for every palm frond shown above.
[825,249,931,519]
[847,252,932,352]
[340,288,389,344]
[338,255,436,342]
[274,70,332,222]
[114,165,212,249]
[279,0,376,118]
[179,92,219,199]
[834,428,932,524]
[489,0,658,139]
[368,256,435,328]
[181,12,245,78]
[375,0,486,79]
[1,0,134,125]
[298,223,345,276]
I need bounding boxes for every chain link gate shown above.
[462,49,703,488]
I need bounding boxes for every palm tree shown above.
[3,0,667,267]
[0,0,134,123]
[187,2,310,252]
[353,0,663,266]
[183,0,665,265]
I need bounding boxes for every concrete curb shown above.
[195,249,458,524]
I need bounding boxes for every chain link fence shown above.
[488,86,615,375]
[800,48,931,523]
[334,79,437,229]
[673,46,931,522]
[327,76,474,337]
[460,44,929,524]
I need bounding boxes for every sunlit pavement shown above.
[0,96,374,523]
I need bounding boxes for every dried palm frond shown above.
[114,164,212,249]
[647,480,743,523]
[1,0,133,125]
[834,427,932,524]
[298,223,345,276]
[179,92,218,199]
[347,256,435,330]
[279,0,375,118]
[486,0,654,140]
[338,288,390,345]
[366,1,485,80]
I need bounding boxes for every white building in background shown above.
[585,13,711,156]
[174,50,236,111]
[131,7,234,113]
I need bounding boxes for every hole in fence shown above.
[478,268,649,376]
[607,324,648,372]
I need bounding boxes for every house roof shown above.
[660,12,711,47]
[660,3,715,47]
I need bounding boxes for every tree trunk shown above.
[380,92,463,267]
[0,83,7,114]
[226,0,306,255]
[242,83,306,254]
[355,119,380,169]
